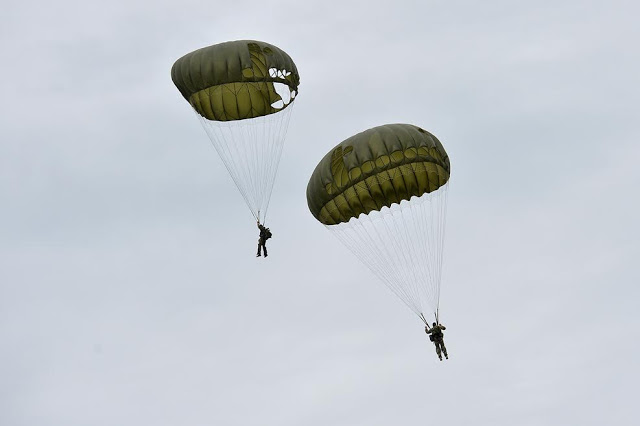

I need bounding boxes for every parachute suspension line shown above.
[197,113,256,220]
[357,199,421,315]
[419,312,428,326]
[363,207,421,313]
[401,188,435,314]
[387,201,427,314]
[196,99,296,223]
[329,216,422,317]
[384,201,421,309]
[326,182,449,320]
[407,189,444,314]
[249,98,294,225]
[434,183,449,316]
[260,100,295,225]
[433,183,449,315]
[424,188,439,309]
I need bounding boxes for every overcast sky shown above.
[1,1,639,425]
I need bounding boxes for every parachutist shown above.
[256,221,272,258]
[425,322,448,361]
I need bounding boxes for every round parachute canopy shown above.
[307,124,450,225]
[171,40,300,121]
[171,40,300,224]
[307,124,451,321]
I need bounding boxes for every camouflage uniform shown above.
[426,324,448,360]
[257,224,268,257]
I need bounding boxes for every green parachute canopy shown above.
[307,124,450,225]
[171,40,300,224]
[306,124,451,322]
[171,40,300,122]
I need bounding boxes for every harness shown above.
[429,327,443,342]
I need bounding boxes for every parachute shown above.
[307,124,450,323]
[171,40,300,224]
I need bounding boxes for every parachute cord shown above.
[329,219,420,317]
[195,103,293,225]
[325,186,448,323]
[436,182,449,324]
[261,100,295,225]
[419,312,428,325]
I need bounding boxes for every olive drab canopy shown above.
[171,40,300,224]
[171,40,299,121]
[307,124,451,323]
[307,124,450,225]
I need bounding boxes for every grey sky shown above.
[1,1,639,425]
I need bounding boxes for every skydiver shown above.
[256,221,272,258]
[425,322,448,361]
